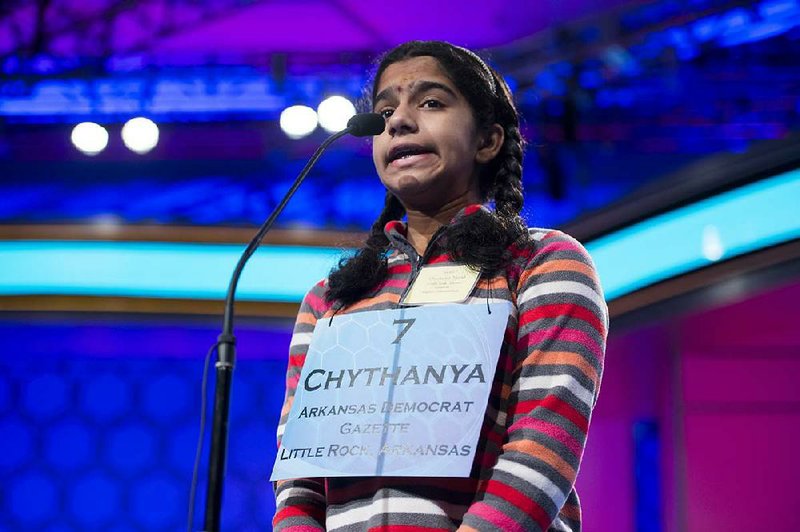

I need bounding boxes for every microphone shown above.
[200,112,382,531]
[347,112,385,137]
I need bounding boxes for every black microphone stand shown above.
[202,118,376,531]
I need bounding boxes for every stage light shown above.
[279,105,317,139]
[70,122,109,155]
[317,96,356,133]
[121,117,159,154]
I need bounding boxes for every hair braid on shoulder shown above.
[326,192,405,306]
[444,125,528,275]
[491,125,526,236]
[478,70,527,246]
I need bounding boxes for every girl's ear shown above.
[475,124,505,164]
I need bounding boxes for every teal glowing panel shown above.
[0,242,343,302]
[586,168,800,300]
[0,168,798,303]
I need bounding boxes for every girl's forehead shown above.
[375,56,451,92]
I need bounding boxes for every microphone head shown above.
[347,113,385,137]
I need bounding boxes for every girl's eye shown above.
[378,109,394,119]
[421,99,442,108]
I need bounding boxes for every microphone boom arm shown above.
[203,124,357,531]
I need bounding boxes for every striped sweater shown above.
[273,205,608,531]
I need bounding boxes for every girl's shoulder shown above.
[510,227,594,265]
[503,227,600,293]
[297,277,335,321]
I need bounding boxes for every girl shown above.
[274,41,607,532]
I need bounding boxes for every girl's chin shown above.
[382,174,475,210]
[384,175,433,200]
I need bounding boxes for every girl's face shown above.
[372,56,502,212]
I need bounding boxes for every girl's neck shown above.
[404,190,481,255]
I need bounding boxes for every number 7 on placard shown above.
[391,318,416,345]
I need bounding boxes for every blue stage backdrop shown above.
[0,316,292,530]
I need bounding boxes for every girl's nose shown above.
[386,105,417,136]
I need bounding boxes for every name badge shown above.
[270,301,512,481]
[401,264,481,305]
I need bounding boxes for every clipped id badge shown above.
[400,264,481,305]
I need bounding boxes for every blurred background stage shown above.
[1,0,799,530]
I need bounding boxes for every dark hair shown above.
[327,40,527,306]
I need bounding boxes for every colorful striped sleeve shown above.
[273,280,330,532]
[460,230,608,532]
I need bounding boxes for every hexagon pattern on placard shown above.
[281,303,506,477]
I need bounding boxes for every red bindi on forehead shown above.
[388,79,430,94]
[375,65,462,110]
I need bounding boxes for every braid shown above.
[485,66,528,243]
[489,125,526,234]
[445,124,527,274]
[365,192,405,251]
[326,192,405,305]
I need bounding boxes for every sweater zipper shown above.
[398,227,447,304]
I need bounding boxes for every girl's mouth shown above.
[389,152,434,168]
[387,144,435,167]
